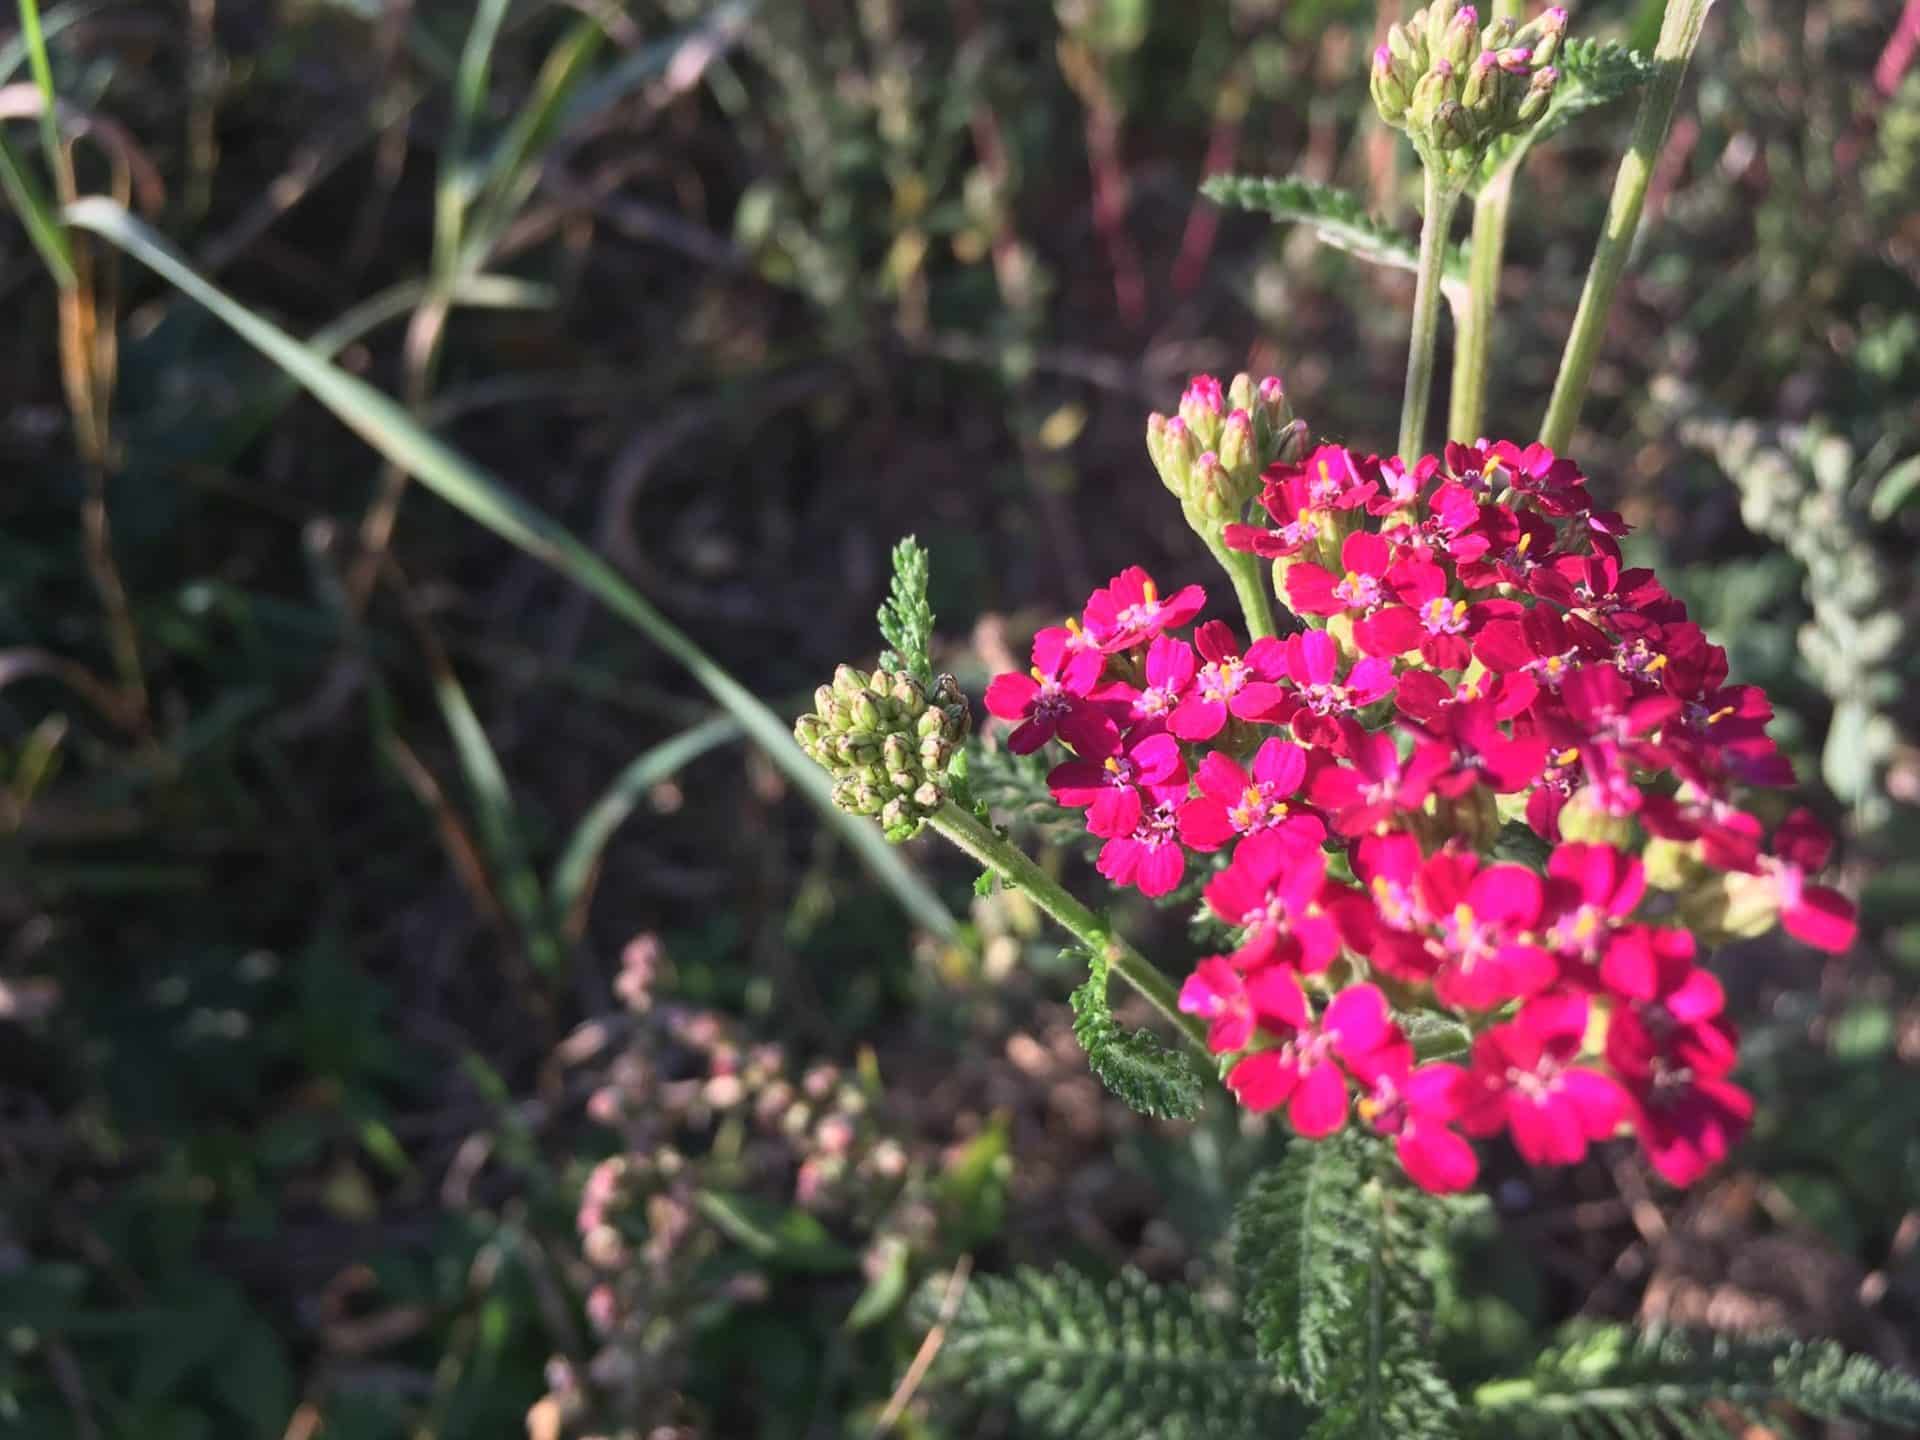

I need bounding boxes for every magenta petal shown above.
[1285,564,1343,616]
[1057,704,1121,756]
[983,671,1039,719]
[1324,984,1390,1057]
[1195,750,1251,802]
[1356,606,1423,657]
[1251,739,1308,793]
[1510,1094,1587,1166]
[1398,1124,1478,1194]
[1227,1051,1301,1112]
[1178,798,1237,852]
[1087,787,1142,840]
[1561,1067,1627,1140]
[1136,843,1186,897]
[1167,698,1227,741]
[1246,966,1309,1030]
[1783,885,1857,954]
[1231,682,1292,722]
[1288,1061,1351,1138]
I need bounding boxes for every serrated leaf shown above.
[914,1265,1309,1440]
[1202,173,1467,293]
[876,534,935,686]
[1069,948,1203,1121]
[1479,40,1655,186]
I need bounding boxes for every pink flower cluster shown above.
[986,428,1858,1194]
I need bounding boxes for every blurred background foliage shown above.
[0,0,1916,1435]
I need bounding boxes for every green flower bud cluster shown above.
[794,665,971,841]
[1146,372,1309,528]
[1372,1,1566,181]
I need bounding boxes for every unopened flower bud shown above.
[1556,787,1637,847]
[1480,15,1517,50]
[1440,5,1479,67]
[1425,0,1463,39]
[832,664,866,700]
[1433,100,1477,150]
[1387,20,1421,68]
[1462,52,1500,112]
[1148,413,1202,498]
[1270,418,1310,465]
[1526,6,1567,65]
[1219,409,1256,479]
[1516,66,1557,124]
[1372,45,1412,123]
[1410,60,1454,122]
[1178,374,1227,449]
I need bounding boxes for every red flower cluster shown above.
[987,426,1857,1194]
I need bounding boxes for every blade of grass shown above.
[551,712,745,941]
[68,197,959,941]
[0,124,72,284]
[436,0,511,280]
[14,0,62,180]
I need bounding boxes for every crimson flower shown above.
[1284,531,1397,620]
[1048,729,1187,838]
[1167,621,1290,740]
[1204,833,1358,972]
[1178,738,1325,852]
[1458,993,1626,1166]
[1272,630,1396,750]
[1351,1045,1479,1194]
[1358,841,1556,1011]
[984,636,1119,756]
[1091,791,1187,897]
[1082,566,1205,653]
[1305,719,1449,836]
[1761,808,1857,954]
[1225,982,1395,1137]
[1605,959,1749,1186]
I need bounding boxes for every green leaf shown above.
[1870,452,1920,521]
[694,1190,859,1273]
[914,1265,1309,1440]
[1234,1133,1374,1397]
[844,1237,910,1331]
[64,197,958,943]
[1202,173,1466,292]
[1069,947,1203,1121]
[1479,40,1655,186]
[1470,1324,1920,1437]
[876,534,936,687]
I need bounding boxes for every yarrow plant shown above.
[788,3,1920,1436]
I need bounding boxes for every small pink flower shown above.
[1205,833,1358,972]
[1082,566,1206,653]
[1179,955,1306,1055]
[1360,844,1556,1011]
[1354,556,1520,668]
[1762,808,1857,953]
[1092,791,1188,897]
[1606,960,1748,1186]
[1424,698,1549,797]
[1459,993,1626,1167]
[1048,729,1188,831]
[1305,719,1449,836]
[1178,738,1325,852]
[1285,531,1397,619]
[1167,621,1291,740]
[1226,983,1393,1137]
[1273,630,1396,751]
[985,633,1119,756]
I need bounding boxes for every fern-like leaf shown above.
[877,534,935,686]
[1201,173,1467,290]
[1068,947,1204,1121]
[1478,40,1654,185]
[1471,1324,1920,1438]
[1234,1133,1374,1397]
[914,1265,1309,1440]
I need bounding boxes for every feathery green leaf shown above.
[1069,947,1204,1121]
[1471,1323,1920,1437]
[914,1265,1308,1440]
[877,534,936,686]
[1202,173,1467,290]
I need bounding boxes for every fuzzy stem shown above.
[1210,534,1278,642]
[928,800,1211,1060]
[1448,167,1513,443]
[1399,163,1462,464]
[1539,0,1715,451]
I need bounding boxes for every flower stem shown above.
[1539,0,1714,451]
[1398,163,1462,464]
[1449,179,1517,445]
[928,800,1212,1061]
[1449,0,1523,444]
[1211,535,1278,642]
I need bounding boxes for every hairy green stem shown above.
[1398,164,1462,464]
[1448,168,1513,443]
[1211,535,1277,642]
[928,800,1211,1060]
[1539,0,1714,451]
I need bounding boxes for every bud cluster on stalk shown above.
[1147,372,1311,539]
[795,665,971,840]
[1372,0,1567,179]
